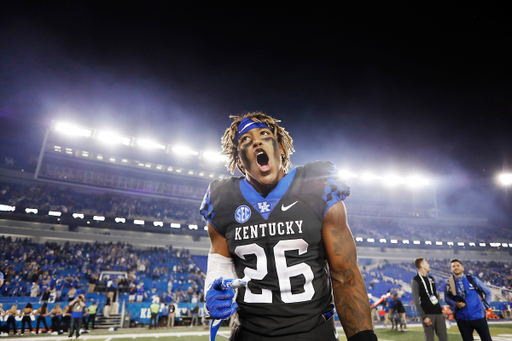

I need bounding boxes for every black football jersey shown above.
[200,161,350,336]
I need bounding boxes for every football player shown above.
[201,112,376,341]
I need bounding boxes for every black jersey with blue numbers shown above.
[200,161,350,337]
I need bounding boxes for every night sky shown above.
[1,2,511,223]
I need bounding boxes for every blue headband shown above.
[234,118,270,143]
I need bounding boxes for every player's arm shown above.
[205,222,238,319]
[208,222,230,257]
[322,201,374,340]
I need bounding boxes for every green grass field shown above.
[5,322,512,341]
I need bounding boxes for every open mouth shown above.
[256,150,271,172]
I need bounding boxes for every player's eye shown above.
[261,130,270,136]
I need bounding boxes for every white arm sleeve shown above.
[205,253,236,292]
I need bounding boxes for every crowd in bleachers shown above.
[0,181,202,226]
[3,180,512,243]
[348,217,512,243]
[428,259,512,289]
[363,259,512,302]
[0,236,205,304]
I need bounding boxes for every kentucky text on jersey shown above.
[234,220,303,240]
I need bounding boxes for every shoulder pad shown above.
[302,161,350,215]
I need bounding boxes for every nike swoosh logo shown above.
[281,201,298,211]
[239,121,257,134]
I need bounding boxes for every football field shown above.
[5,322,512,341]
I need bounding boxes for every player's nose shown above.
[252,136,263,147]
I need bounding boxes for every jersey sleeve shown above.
[199,182,216,228]
[199,179,233,235]
[303,161,351,216]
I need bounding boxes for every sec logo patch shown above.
[235,205,251,224]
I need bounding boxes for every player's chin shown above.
[257,170,280,184]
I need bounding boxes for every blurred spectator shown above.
[30,282,40,297]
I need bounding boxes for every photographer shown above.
[445,259,492,341]
[68,295,86,339]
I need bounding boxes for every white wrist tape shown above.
[205,253,236,291]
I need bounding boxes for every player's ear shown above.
[235,155,246,175]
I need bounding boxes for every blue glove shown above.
[206,277,238,319]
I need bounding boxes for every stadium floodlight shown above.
[153,221,163,227]
[199,172,204,176]
[48,211,62,217]
[413,240,420,245]
[479,242,486,247]
[93,216,105,221]
[490,243,501,248]
[82,151,89,157]
[156,165,163,170]
[383,175,405,186]
[425,241,432,245]
[73,213,84,219]
[379,238,387,243]
[66,148,73,155]
[172,145,199,156]
[402,240,410,244]
[0,204,15,212]
[167,167,174,172]
[204,225,208,231]
[457,242,465,247]
[97,155,103,160]
[469,242,476,247]
[355,237,363,242]
[188,170,194,175]
[209,173,214,178]
[390,239,398,244]
[122,159,128,163]
[406,176,429,187]
[170,223,181,228]
[361,173,382,182]
[203,151,228,163]
[435,241,443,246]
[367,238,375,243]
[54,122,92,137]
[25,208,38,214]
[502,243,509,247]
[498,173,512,186]
[339,170,359,179]
[188,224,198,230]
[175,169,182,173]
[115,217,126,223]
[109,158,116,162]
[97,131,131,145]
[134,220,144,225]
[447,242,454,246]
[137,139,166,150]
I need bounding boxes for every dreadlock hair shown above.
[221,112,295,175]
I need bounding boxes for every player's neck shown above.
[246,169,286,197]
[248,178,278,197]
[418,269,428,277]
